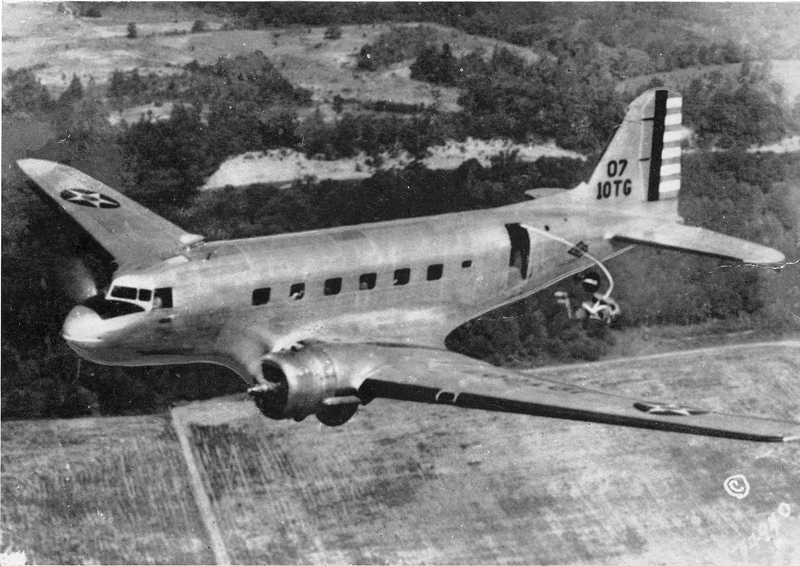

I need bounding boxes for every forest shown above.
[2,2,799,420]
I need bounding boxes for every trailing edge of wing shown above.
[350,346,799,442]
[17,159,202,272]
[607,221,785,265]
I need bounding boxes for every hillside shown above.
[2,3,539,115]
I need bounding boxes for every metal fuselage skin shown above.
[64,198,623,382]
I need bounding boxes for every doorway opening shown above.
[505,223,530,280]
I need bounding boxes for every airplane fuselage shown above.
[28,89,799,440]
[64,199,624,382]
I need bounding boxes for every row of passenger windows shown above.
[252,260,472,306]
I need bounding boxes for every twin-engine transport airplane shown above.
[18,89,799,442]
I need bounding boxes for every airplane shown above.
[17,89,799,442]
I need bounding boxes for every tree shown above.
[80,5,102,18]
[2,67,53,114]
[357,44,377,71]
[410,44,458,86]
[58,74,84,107]
[126,22,138,39]
[324,25,342,40]
[191,19,206,33]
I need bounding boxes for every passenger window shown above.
[324,278,342,296]
[153,288,173,309]
[427,264,444,281]
[290,283,305,300]
[139,289,152,302]
[359,273,376,290]
[252,287,271,306]
[462,260,472,268]
[394,268,411,286]
[111,286,137,300]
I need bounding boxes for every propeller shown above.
[55,257,101,304]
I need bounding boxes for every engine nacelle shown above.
[251,344,360,426]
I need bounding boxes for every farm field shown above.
[182,341,800,564]
[1,415,213,565]
[2,339,799,564]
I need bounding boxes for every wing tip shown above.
[16,158,56,176]
[743,249,786,265]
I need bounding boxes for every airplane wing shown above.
[606,219,785,265]
[16,159,202,272]
[348,346,799,442]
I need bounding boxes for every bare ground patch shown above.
[202,139,584,190]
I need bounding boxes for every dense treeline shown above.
[83,41,798,162]
[108,52,312,108]
[681,62,790,148]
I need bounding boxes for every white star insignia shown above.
[60,188,120,209]
[634,402,707,416]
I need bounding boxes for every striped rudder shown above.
[575,89,684,207]
[644,89,682,201]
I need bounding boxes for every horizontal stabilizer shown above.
[525,188,567,201]
[608,222,785,265]
[17,159,202,272]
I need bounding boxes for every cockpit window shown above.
[83,295,145,320]
[110,286,137,300]
[138,289,152,302]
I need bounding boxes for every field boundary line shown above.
[171,407,231,565]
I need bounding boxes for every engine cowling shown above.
[251,344,361,426]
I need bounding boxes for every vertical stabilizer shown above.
[572,89,683,207]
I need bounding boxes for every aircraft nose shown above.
[62,305,104,346]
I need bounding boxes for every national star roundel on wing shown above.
[60,187,121,209]
[633,401,708,417]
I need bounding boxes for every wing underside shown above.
[16,159,200,271]
[348,346,798,442]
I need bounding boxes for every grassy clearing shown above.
[1,415,212,564]
[2,4,535,113]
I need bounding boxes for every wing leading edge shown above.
[17,159,202,272]
[349,346,799,442]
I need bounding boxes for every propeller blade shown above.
[58,259,98,303]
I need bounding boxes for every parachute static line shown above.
[521,224,615,299]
